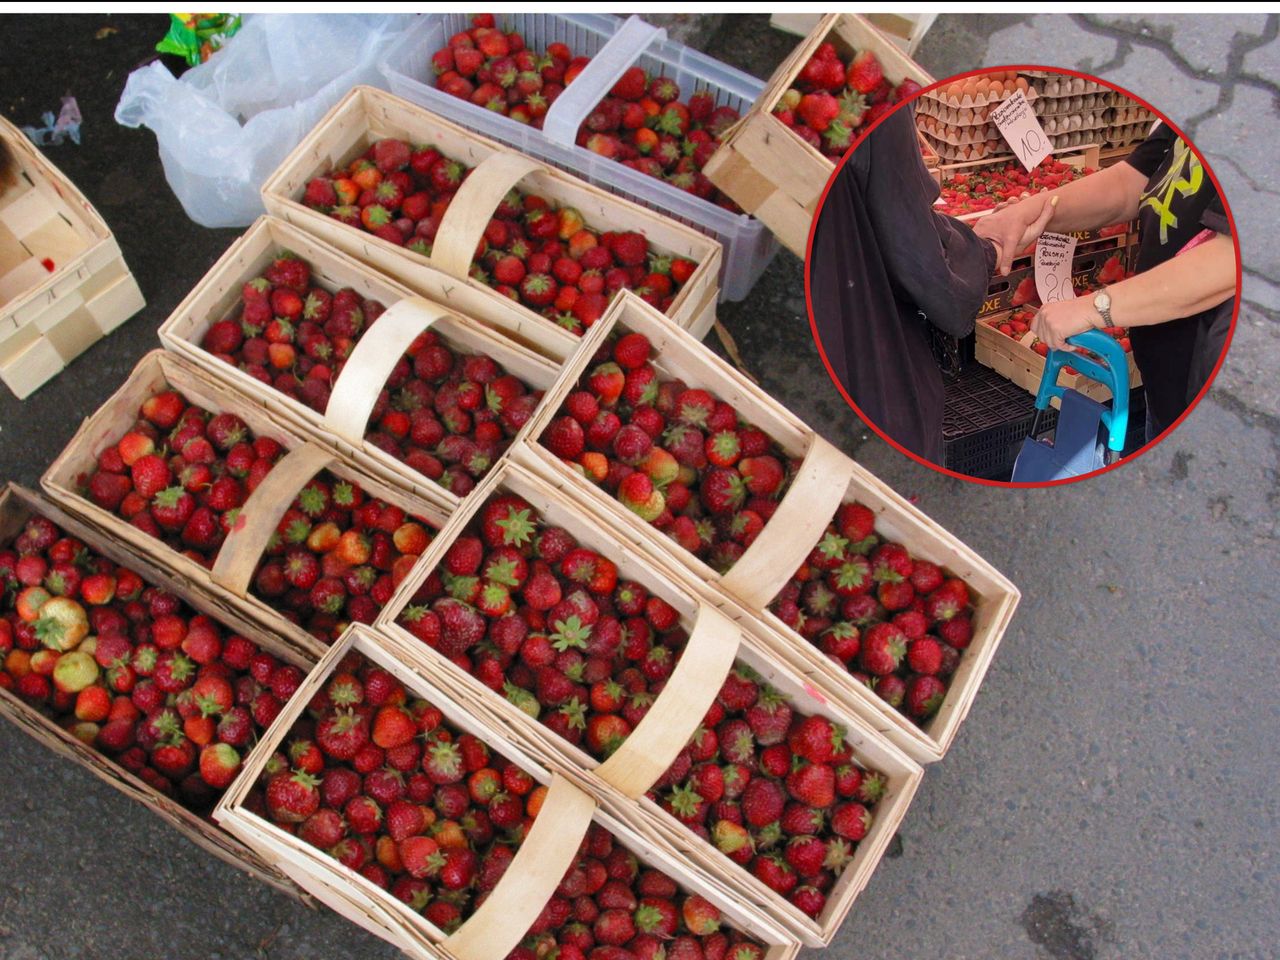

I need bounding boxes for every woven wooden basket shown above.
[0,483,314,901]
[214,623,801,960]
[159,215,575,512]
[261,86,723,345]
[374,459,923,946]
[514,292,1021,763]
[40,350,453,660]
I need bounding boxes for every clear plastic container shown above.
[379,13,779,302]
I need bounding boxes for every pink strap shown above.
[1175,228,1216,257]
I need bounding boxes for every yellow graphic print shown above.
[1140,137,1203,245]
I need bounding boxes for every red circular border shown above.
[802,64,1244,488]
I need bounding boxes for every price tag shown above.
[990,89,1051,172]
[1035,232,1078,305]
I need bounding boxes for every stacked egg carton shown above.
[1022,71,1114,151]
[915,71,1036,162]
[1104,95,1157,147]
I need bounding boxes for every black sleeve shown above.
[1123,122,1175,177]
[853,106,996,338]
[1202,191,1230,235]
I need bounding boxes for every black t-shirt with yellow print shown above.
[1123,123,1234,436]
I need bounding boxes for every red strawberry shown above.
[265,769,320,822]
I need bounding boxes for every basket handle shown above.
[429,153,545,281]
[210,443,334,597]
[719,435,856,608]
[321,297,457,447]
[595,604,740,799]
[540,16,666,146]
[442,775,596,960]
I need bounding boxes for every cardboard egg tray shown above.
[920,77,1036,111]
[1105,121,1154,146]
[920,132,1006,162]
[917,114,1001,146]
[1033,91,1116,117]
[1023,73,1109,96]
[1107,104,1155,125]
[1047,129,1107,150]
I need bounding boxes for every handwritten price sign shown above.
[1034,232,1079,305]
[990,89,1051,172]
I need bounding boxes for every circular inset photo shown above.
[804,66,1241,484]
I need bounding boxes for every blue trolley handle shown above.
[1033,328,1130,453]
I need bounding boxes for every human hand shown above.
[1031,296,1102,352]
[973,194,1059,276]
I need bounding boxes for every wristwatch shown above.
[1092,289,1113,328]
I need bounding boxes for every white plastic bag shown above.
[116,13,413,227]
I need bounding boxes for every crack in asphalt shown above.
[1070,14,1280,138]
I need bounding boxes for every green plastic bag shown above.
[156,13,242,66]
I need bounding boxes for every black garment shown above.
[808,107,996,464]
[1125,123,1234,436]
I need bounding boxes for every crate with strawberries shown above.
[299,138,700,334]
[159,219,569,508]
[213,624,800,960]
[975,297,1144,406]
[41,351,449,657]
[703,13,931,257]
[0,484,313,895]
[980,240,1135,318]
[377,459,923,945]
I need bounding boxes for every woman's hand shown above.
[973,194,1059,276]
[1031,296,1102,352]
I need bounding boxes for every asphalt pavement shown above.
[0,13,1276,960]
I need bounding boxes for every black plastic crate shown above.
[943,363,1053,479]
[944,362,1148,479]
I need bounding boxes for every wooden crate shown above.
[261,86,723,345]
[516,291,1020,763]
[979,234,1137,318]
[375,458,923,946]
[214,624,801,960]
[159,215,573,512]
[40,350,453,660]
[0,483,314,901]
[703,13,932,258]
[975,310,1143,406]
[0,116,145,398]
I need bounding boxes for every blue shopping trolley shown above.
[1011,329,1130,482]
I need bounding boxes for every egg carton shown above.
[920,130,1008,162]
[921,74,1036,110]
[1033,91,1116,116]
[916,114,1000,146]
[1048,129,1107,150]
[1023,73,1110,97]
[1039,112,1111,136]
[915,96,997,126]
[1106,104,1155,125]
[1105,122,1154,146]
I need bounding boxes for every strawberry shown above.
[830,802,872,841]
[845,50,883,94]
[265,769,321,822]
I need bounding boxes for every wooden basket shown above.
[0,115,144,398]
[516,292,1020,763]
[703,14,932,258]
[160,215,573,512]
[40,350,452,660]
[0,482,314,901]
[260,86,723,345]
[375,459,923,946]
[975,310,1143,406]
[214,624,800,960]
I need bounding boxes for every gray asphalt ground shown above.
[0,14,1276,960]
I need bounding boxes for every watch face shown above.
[1095,292,1111,310]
